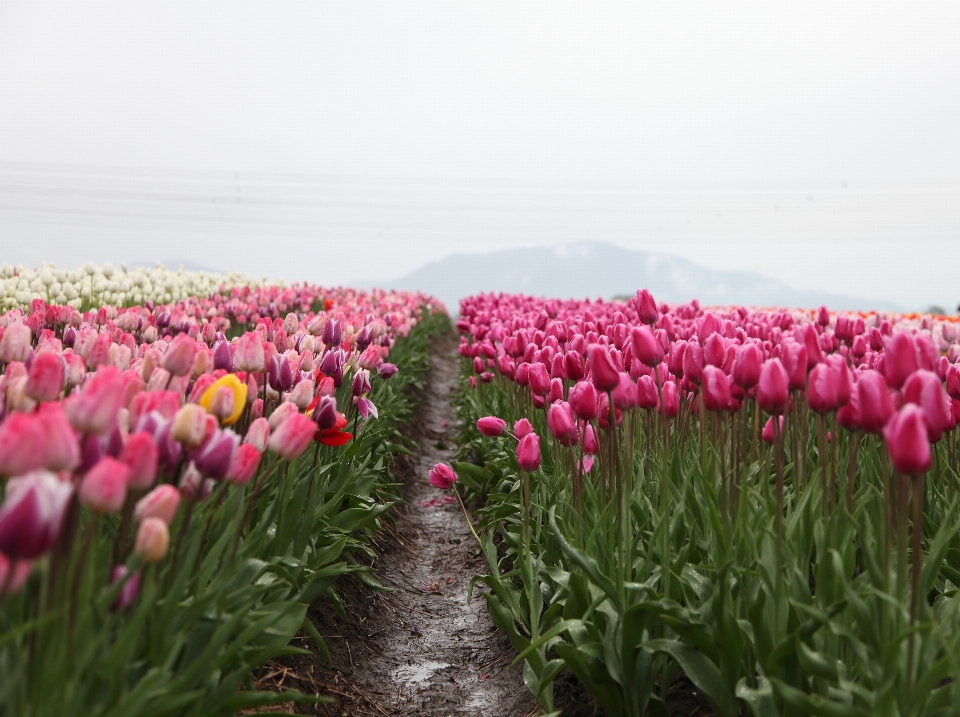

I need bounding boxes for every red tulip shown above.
[883,404,931,474]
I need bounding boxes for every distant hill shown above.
[359,242,902,314]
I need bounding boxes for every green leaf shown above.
[644,639,735,717]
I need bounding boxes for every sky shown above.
[1,2,959,310]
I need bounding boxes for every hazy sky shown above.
[1,2,958,310]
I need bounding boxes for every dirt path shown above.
[309,343,539,716]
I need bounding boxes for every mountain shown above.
[359,242,902,314]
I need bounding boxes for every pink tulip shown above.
[25,351,64,402]
[234,332,265,373]
[36,404,81,472]
[780,341,808,391]
[428,463,457,490]
[527,363,551,397]
[636,375,659,410]
[547,402,578,446]
[477,416,507,437]
[66,365,124,435]
[120,432,159,490]
[516,433,541,471]
[110,565,140,611]
[587,345,620,393]
[582,423,599,454]
[733,343,763,389]
[902,370,952,442]
[635,289,658,325]
[245,417,271,452]
[658,380,680,418]
[701,366,732,412]
[287,379,315,410]
[762,415,785,444]
[514,418,534,439]
[358,345,383,371]
[267,413,317,460]
[134,484,181,525]
[807,363,839,414]
[569,381,599,421]
[0,470,73,559]
[883,404,931,474]
[134,517,170,563]
[611,373,638,411]
[0,552,32,596]
[0,323,32,364]
[0,412,47,477]
[857,371,895,434]
[79,457,130,513]
[946,364,960,401]
[630,326,663,368]
[161,334,198,377]
[837,389,861,431]
[883,332,919,390]
[683,342,704,384]
[226,443,261,485]
[758,359,789,414]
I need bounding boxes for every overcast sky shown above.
[1,2,959,310]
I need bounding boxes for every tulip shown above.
[701,366,732,412]
[514,418,534,440]
[287,379,315,410]
[134,484,180,525]
[516,433,541,471]
[732,343,763,389]
[267,413,318,460]
[226,443,261,485]
[807,363,839,414]
[587,345,620,393]
[946,364,960,401]
[322,318,342,347]
[79,457,130,513]
[134,517,170,563]
[161,334,198,377]
[192,430,239,480]
[883,404,931,474]
[780,340,808,391]
[25,351,64,402]
[682,342,704,384]
[268,355,294,393]
[902,370,952,442]
[428,463,458,490]
[547,402,578,446]
[38,404,81,472]
[111,566,141,611]
[569,381,599,421]
[268,401,299,430]
[212,340,233,372]
[837,389,861,431]
[636,375,659,410]
[378,363,398,379]
[352,369,372,398]
[883,332,919,390]
[234,332,265,373]
[120,432,159,490]
[758,359,789,414]
[528,363,551,396]
[477,416,507,437]
[762,416,785,444]
[0,413,46,477]
[0,470,73,560]
[358,396,379,419]
[245,417,271,451]
[630,326,663,368]
[0,323,32,364]
[0,553,31,596]
[66,365,124,435]
[857,371,895,434]
[171,404,208,449]
[357,345,382,371]
[658,380,680,418]
[635,289,658,325]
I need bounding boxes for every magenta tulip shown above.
[857,371,895,434]
[587,345,620,392]
[516,433,541,471]
[758,359,789,414]
[883,404,931,474]
[547,402,578,446]
[477,416,507,437]
[0,470,73,559]
[428,463,458,490]
[883,332,919,390]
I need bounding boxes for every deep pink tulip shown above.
[378,363,399,379]
[857,371,895,434]
[587,345,620,392]
[477,416,507,437]
[837,389,861,431]
[25,351,64,402]
[134,484,181,525]
[780,341,808,391]
[596,393,622,430]
[547,402,578,446]
[883,332,919,390]
[630,326,663,368]
[134,517,170,563]
[611,373,638,411]
[902,370,952,442]
[120,432,159,490]
[701,366,731,412]
[762,416,785,444]
[428,463,458,490]
[38,404,81,472]
[226,443,261,485]
[758,359,789,414]
[851,335,868,359]
[817,305,830,326]
[161,334,199,377]
[569,381,599,421]
[547,378,564,405]
[66,365,125,435]
[797,323,822,368]
[564,352,585,381]
[807,363,839,414]
[358,345,383,371]
[514,418,534,439]
[516,433,541,471]
[111,566,141,611]
[668,341,687,377]
[883,404,931,474]
[635,289,658,325]
[683,342,704,384]
[703,333,725,368]
[79,457,130,514]
[658,380,679,418]
[268,414,318,460]
[733,343,763,389]
[946,364,960,401]
[0,470,73,559]
[582,423,599,454]
[528,362,551,396]
[637,375,659,410]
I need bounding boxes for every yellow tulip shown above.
[199,374,247,426]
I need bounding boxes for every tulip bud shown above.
[658,380,680,418]
[857,371,895,434]
[883,332,919,390]
[134,517,170,563]
[902,370,952,442]
[732,343,763,389]
[267,413,318,460]
[111,565,140,611]
[883,404,931,474]
[547,402,578,446]
[806,363,839,414]
[268,401,299,430]
[226,443,261,485]
[171,404,208,449]
[635,289,658,325]
[322,318,343,347]
[79,457,130,513]
[428,462,457,490]
[134,484,180,524]
[351,369,372,397]
[477,416,507,437]
[377,363,398,380]
[161,334,198,377]
[762,416,785,444]
[193,429,239,480]
[516,433,541,471]
[701,366,732,412]
[837,389,861,431]
[0,323,32,363]
[234,332,265,373]
[758,359,789,414]
[514,418,533,440]
[0,553,32,596]
[212,340,233,372]
[120,432,159,490]
[587,345,620,393]
[25,351,64,402]
[946,364,960,401]
[569,381,598,421]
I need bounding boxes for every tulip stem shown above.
[453,486,481,548]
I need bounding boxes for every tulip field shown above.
[452,291,960,716]
[0,264,444,716]
[5,262,960,717]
